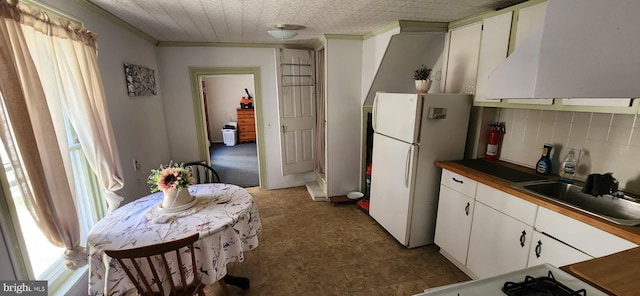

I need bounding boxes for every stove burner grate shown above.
[502,271,587,296]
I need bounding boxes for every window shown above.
[0,90,106,290]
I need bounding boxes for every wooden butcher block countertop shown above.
[435,159,640,245]
[563,247,640,296]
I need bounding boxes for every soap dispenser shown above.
[559,148,580,183]
[536,144,553,175]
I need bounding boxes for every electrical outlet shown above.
[133,159,140,171]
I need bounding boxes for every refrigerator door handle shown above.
[404,146,412,187]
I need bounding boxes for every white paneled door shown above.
[278,49,315,175]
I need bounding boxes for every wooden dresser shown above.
[237,108,255,143]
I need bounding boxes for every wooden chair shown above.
[104,233,229,296]
[185,161,221,184]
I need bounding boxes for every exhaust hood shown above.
[486,0,640,99]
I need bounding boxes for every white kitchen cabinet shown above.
[443,22,482,94]
[535,207,638,257]
[507,1,553,105]
[440,169,477,198]
[475,183,537,225]
[467,202,534,279]
[527,230,593,268]
[561,98,632,107]
[434,185,475,265]
[474,11,512,103]
[435,169,477,265]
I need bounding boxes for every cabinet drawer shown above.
[476,183,537,226]
[238,118,255,125]
[239,132,256,139]
[239,125,255,132]
[441,169,477,198]
[238,113,254,119]
[535,207,638,257]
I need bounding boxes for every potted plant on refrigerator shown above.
[414,64,432,93]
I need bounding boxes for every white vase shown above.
[161,188,193,209]
[415,79,432,93]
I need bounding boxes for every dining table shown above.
[87,183,262,296]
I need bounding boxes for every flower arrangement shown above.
[414,64,432,80]
[147,162,195,193]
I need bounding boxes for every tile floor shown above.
[204,186,470,295]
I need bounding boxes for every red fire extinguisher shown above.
[486,123,504,160]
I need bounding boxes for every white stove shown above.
[415,264,607,296]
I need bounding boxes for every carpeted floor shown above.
[204,186,470,295]
[210,142,259,188]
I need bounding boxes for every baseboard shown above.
[305,181,327,202]
[439,249,478,280]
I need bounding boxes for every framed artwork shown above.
[124,63,157,96]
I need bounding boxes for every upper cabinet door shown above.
[562,98,632,107]
[475,12,513,103]
[507,2,553,105]
[444,22,482,94]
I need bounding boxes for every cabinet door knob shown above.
[452,177,464,184]
[464,202,470,216]
[535,240,542,258]
[520,230,527,247]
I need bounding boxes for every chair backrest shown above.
[104,233,203,296]
[185,161,221,183]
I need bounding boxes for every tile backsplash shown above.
[496,108,640,194]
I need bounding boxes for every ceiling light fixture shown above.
[267,24,304,40]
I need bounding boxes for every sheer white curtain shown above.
[0,0,125,269]
[19,4,125,211]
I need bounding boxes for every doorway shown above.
[202,74,258,187]
[189,67,264,188]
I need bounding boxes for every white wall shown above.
[361,28,400,104]
[497,109,640,194]
[203,75,254,142]
[156,47,314,189]
[325,38,364,197]
[363,33,445,106]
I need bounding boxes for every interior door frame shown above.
[189,67,265,188]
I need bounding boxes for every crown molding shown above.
[322,34,364,40]
[363,21,401,40]
[398,20,448,32]
[72,0,158,45]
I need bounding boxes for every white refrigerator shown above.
[369,92,471,248]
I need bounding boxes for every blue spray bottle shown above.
[536,144,552,175]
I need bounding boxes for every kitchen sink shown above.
[511,179,640,226]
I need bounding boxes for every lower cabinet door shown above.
[527,231,593,268]
[434,185,474,265]
[467,202,533,279]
